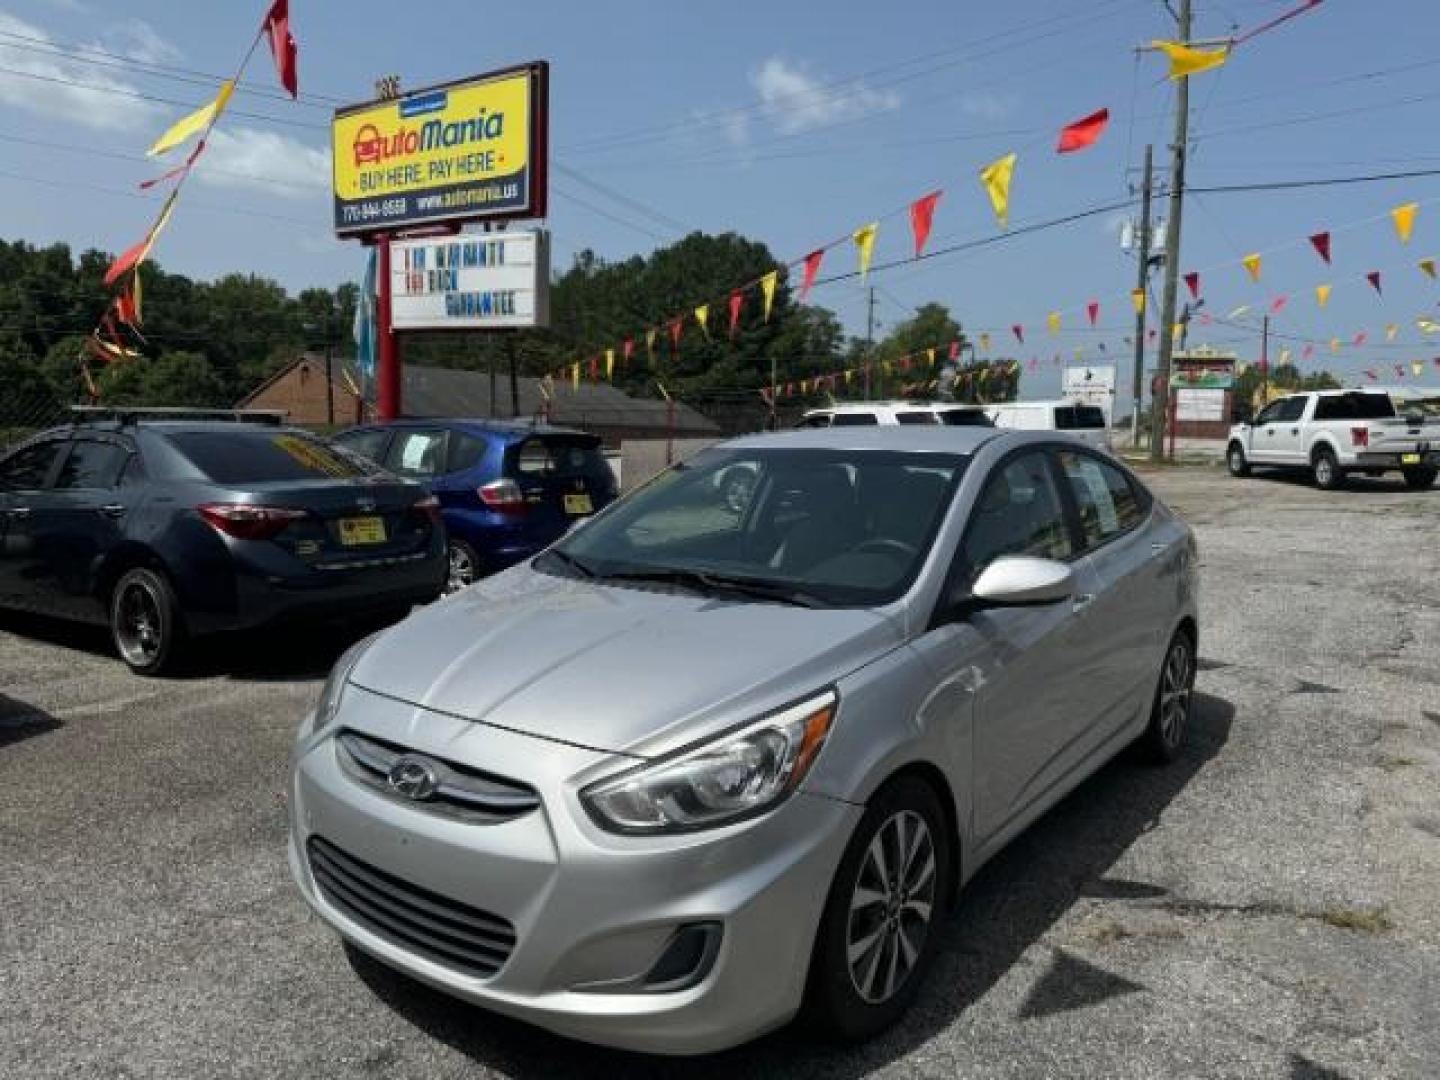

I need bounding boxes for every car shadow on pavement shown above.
[0,691,61,749]
[1247,469,1430,494]
[344,692,1235,1080]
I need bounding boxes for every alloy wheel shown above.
[1159,638,1193,749]
[446,542,476,593]
[845,810,937,1005]
[115,579,163,667]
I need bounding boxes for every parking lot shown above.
[2,465,1438,1080]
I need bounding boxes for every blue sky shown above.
[1,0,1438,400]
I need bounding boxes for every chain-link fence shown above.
[1,389,71,451]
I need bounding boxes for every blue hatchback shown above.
[333,420,618,592]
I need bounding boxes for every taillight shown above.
[478,479,527,515]
[413,494,442,525]
[199,503,308,541]
[1350,426,1370,448]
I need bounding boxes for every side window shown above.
[1057,450,1144,549]
[0,440,64,492]
[383,430,447,478]
[895,411,939,425]
[831,412,880,427]
[1276,397,1307,422]
[796,414,832,428]
[1254,402,1281,426]
[53,440,129,491]
[446,431,489,474]
[957,452,1073,588]
[334,429,390,464]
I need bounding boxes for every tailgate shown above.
[1367,418,1437,452]
[506,434,617,532]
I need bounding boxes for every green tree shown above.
[139,351,227,407]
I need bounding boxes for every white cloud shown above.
[197,126,329,200]
[959,91,1019,122]
[103,19,182,66]
[749,57,900,135]
[0,12,159,132]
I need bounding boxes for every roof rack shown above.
[68,406,288,427]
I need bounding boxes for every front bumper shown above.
[288,687,860,1055]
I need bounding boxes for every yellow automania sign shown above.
[332,65,544,235]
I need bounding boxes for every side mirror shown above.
[970,556,1075,608]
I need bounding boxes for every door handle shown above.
[1266,429,1275,436]
[1072,593,1095,613]
[1290,427,1299,434]
[99,504,127,518]
[8,506,30,520]
[1150,542,1168,553]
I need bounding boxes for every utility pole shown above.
[1260,313,1270,404]
[864,286,877,400]
[1130,144,1154,449]
[1149,0,1191,463]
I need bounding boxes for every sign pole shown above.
[376,233,402,420]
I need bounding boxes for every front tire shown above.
[1139,629,1195,764]
[1312,447,1344,490]
[805,776,951,1042]
[1226,443,1250,477]
[1403,466,1438,490]
[110,567,184,676]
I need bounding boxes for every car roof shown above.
[37,420,311,439]
[724,425,1004,454]
[349,418,593,440]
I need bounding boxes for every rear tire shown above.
[1312,447,1344,490]
[1226,443,1250,477]
[1138,629,1195,764]
[445,539,480,594]
[1403,466,1438,490]
[110,567,184,676]
[805,776,951,1043]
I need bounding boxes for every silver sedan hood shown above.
[348,564,904,758]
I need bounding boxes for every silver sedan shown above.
[288,426,1198,1055]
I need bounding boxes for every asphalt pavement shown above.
[1,465,1437,1079]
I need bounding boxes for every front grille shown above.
[307,836,516,979]
[336,730,541,824]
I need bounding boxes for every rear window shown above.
[1313,393,1396,421]
[1054,405,1106,430]
[507,436,609,480]
[167,431,372,484]
[938,409,993,427]
[895,411,939,425]
[831,412,880,427]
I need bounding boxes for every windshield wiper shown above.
[539,549,596,579]
[596,567,825,608]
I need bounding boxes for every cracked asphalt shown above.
[2,465,1438,1079]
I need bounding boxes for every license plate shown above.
[564,493,594,515]
[1402,453,1422,465]
[337,516,387,545]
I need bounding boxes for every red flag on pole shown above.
[1366,270,1382,296]
[1270,294,1288,313]
[1309,231,1331,264]
[1011,324,1024,344]
[1183,271,1200,299]
[798,250,824,301]
[728,290,744,338]
[1056,108,1110,153]
[1087,301,1099,327]
[263,0,299,98]
[909,191,943,258]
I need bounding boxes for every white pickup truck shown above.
[1227,389,1440,489]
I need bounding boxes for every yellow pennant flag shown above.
[853,222,879,281]
[604,348,615,380]
[926,347,936,367]
[1241,252,1262,283]
[1392,202,1419,244]
[1153,40,1229,80]
[1227,305,1250,319]
[645,327,658,364]
[694,304,709,338]
[1386,323,1399,342]
[1417,317,1440,334]
[1413,360,1426,376]
[759,270,778,322]
[1130,288,1146,314]
[570,362,580,390]
[1280,348,1292,365]
[148,81,235,157]
[1420,258,1437,280]
[844,369,854,385]
[979,152,1017,229]
[1316,283,1331,308]
[1046,312,1061,335]
[1329,337,1341,354]
[1073,347,1083,362]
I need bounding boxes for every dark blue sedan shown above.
[0,411,447,674]
[332,420,618,591]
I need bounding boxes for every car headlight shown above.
[304,634,378,737]
[580,690,837,834]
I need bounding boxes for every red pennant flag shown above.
[622,337,634,365]
[263,0,299,98]
[1354,331,1368,346]
[587,356,599,380]
[669,317,684,352]
[1366,270,1382,296]
[909,191,943,258]
[899,356,911,372]
[1086,300,1099,327]
[1395,363,1406,378]
[1270,295,1288,313]
[727,290,744,338]
[1309,231,1331,264]
[1198,312,1213,325]
[798,250,824,301]
[1303,344,1314,360]
[1056,107,1110,153]
[1183,271,1200,299]
[105,236,153,288]
[1364,369,1378,381]
[948,340,960,361]
[1011,324,1024,344]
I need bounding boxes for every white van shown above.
[797,402,993,428]
[985,400,1110,449]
